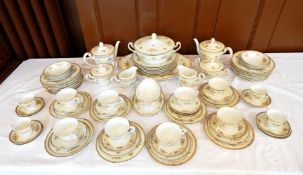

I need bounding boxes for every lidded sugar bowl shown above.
[83,41,120,66]
[194,38,233,61]
[128,33,181,64]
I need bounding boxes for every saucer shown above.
[199,83,240,108]
[9,120,43,145]
[256,112,291,139]
[45,118,93,157]
[90,94,131,122]
[49,92,92,118]
[133,93,165,116]
[96,121,145,163]
[241,89,271,108]
[204,112,255,150]
[164,95,207,124]
[169,95,201,114]
[146,123,197,166]
[15,97,44,117]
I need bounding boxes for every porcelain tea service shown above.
[96,90,124,115]
[55,88,81,113]
[242,85,271,107]
[113,66,138,85]
[177,65,205,87]
[15,93,44,117]
[83,41,120,66]
[104,117,136,148]
[52,118,81,147]
[170,87,200,113]
[194,38,233,61]
[43,61,72,80]
[85,63,114,84]
[239,50,270,69]
[9,117,43,145]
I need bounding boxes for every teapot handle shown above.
[83,52,96,66]
[173,42,181,52]
[221,47,233,62]
[128,42,136,52]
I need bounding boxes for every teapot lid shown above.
[91,42,114,56]
[200,38,225,52]
[134,33,175,55]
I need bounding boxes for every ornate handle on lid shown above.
[210,38,216,44]
[127,42,136,52]
[98,42,104,48]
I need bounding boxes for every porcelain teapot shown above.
[193,38,233,62]
[83,41,120,66]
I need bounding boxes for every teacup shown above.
[207,78,233,101]
[203,68,232,83]
[114,66,137,85]
[136,78,161,104]
[11,117,33,137]
[85,63,114,84]
[216,107,243,135]
[156,122,186,152]
[104,117,136,148]
[266,109,288,133]
[177,65,205,87]
[18,93,37,111]
[174,87,199,105]
[250,85,267,99]
[96,90,124,115]
[55,88,81,112]
[53,118,79,147]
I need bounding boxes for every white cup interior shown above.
[19,93,35,104]
[156,122,183,145]
[209,78,229,91]
[98,90,119,105]
[53,118,78,137]
[217,107,243,125]
[174,87,198,101]
[251,85,267,95]
[46,61,71,76]
[267,109,287,123]
[104,117,130,138]
[13,117,32,131]
[56,88,77,102]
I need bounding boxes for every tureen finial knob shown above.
[210,38,215,44]
[151,33,157,39]
[98,42,104,48]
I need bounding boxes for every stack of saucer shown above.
[199,78,240,108]
[231,51,275,81]
[40,61,83,94]
[133,78,165,116]
[164,87,207,124]
[204,107,255,150]
[90,90,131,122]
[49,88,92,118]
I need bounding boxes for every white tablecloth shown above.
[1,53,303,175]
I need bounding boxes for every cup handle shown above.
[112,61,118,70]
[173,42,181,52]
[128,42,136,52]
[73,96,81,105]
[85,74,96,82]
[195,57,201,64]
[221,47,233,62]
[128,126,136,135]
[198,72,205,82]
[83,52,96,66]
[181,128,187,135]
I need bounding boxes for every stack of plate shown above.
[132,53,177,76]
[230,51,275,81]
[40,61,83,94]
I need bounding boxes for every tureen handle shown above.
[127,42,136,52]
[193,38,200,54]
[221,47,233,62]
[83,52,96,66]
[173,42,181,52]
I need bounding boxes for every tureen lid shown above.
[134,33,175,55]
[91,42,114,56]
[200,38,225,52]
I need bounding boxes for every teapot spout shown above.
[193,38,200,54]
[114,41,120,58]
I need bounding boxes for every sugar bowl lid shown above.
[134,33,175,55]
[91,42,114,56]
[200,38,225,52]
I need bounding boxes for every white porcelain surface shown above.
[217,107,244,135]
[267,109,287,129]
[115,66,137,84]
[251,85,267,96]
[12,117,33,137]
[174,87,199,103]
[209,78,229,91]
[44,61,71,77]
[53,118,79,142]
[97,90,124,115]
[241,51,264,67]
[19,93,37,110]
[55,88,80,112]
[136,78,161,103]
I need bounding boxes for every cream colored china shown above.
[177,65,204,86]
[128,33,181,64]
[55,88,81,113]
[45,118,93,157]
[194,38,233,61]
[96,90,124,115]
[90,94,131,122]
[104,117,136,148]
[217,107,244,135]
[156,122,186,152]
[85,63,114,84]
[136,78,161,104]
[96,121,145,163]
[9,119,43,145]
[256,111,291,139]
[173,87,199,107]
[206,78,233,101]
[43,61,72,77]
[146,123,197,166]
[83,41,120,66]
[133,92,165,116]
[114,66,137,85]
[240,50,269,69]
[241,85,271,108]
[50,91,92,119]
[15,95,44,117]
